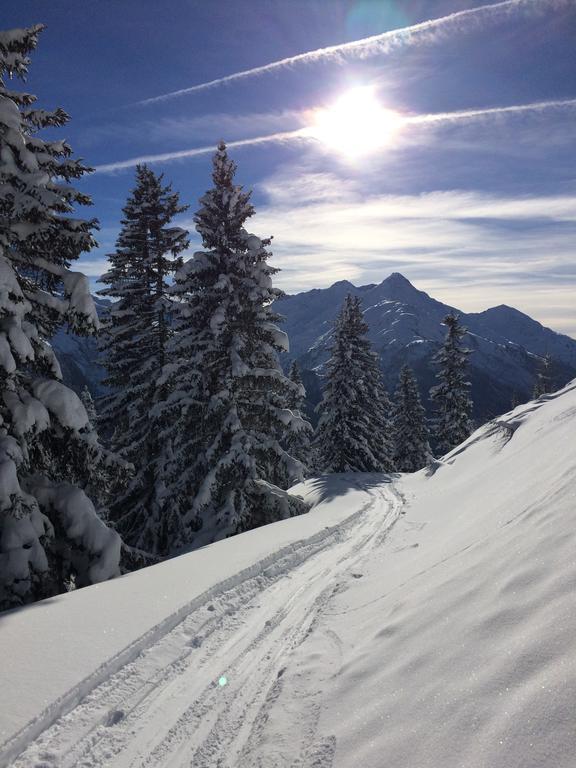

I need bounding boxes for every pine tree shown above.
[429,313,473,454]
[80,385,97,429]
[284,361,313,475]
[391,365,431,472]
[532,353,552,399]
[315,294,395,473]
[0,26,121,609]
[164,141,308,547]
[99,165,189,557]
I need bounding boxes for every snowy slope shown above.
[2,382,576,767]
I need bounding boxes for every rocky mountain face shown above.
[277,273,576,424]
[52,274,576,427]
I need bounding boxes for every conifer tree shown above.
[391,365,430,472]
[532,353,552,399]
[429,313,473,454]
[164,142,308,547]
[80,385,97,429]
[0,25,121,609]
[315,294,395,473]
[284,361,313,475]
[99,165,189,557]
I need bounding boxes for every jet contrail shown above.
[94,98,576,175]
[407,98,576,125]
[134,0,567,107]
[94,128,310,173]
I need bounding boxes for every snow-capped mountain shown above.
[278,273,576,422]
[52,274,576,425]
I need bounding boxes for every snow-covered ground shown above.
[1,381,576,767]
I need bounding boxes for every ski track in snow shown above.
[10,484,402,768]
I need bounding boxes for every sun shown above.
[308,86,402,159]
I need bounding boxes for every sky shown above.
[5,0,576,335]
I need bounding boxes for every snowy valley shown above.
[2,380,576,768]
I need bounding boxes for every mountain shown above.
[51,295,110,396]
[3,381,576,767]
[52,274,576,426]
[277,273,576,422]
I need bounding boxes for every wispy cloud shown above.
[245,174,576,335]
[133,0,568,106]
[80,110,304,148]
[94,98,576,174]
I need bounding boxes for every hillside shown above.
[1,381,575,767]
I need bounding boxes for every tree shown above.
[80,385,97,428]
[165,141,308,548]
[98,165,189,557]
[429,314,473,454]
[391,365,431,472]
[533,353,552,399]
[315,294,395,473]
[0,25,121,609]
[284,361,313,475]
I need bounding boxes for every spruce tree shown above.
[429,313,473,454]
[0,25,121,609]
[284,361,313,475]
[315,294,395,473]
[533,353,552,398]
[166,141,308,547]
[391,365,430,472]
[99,165,189,557]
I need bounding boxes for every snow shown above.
[31,380,89,432]
[2,382,576,767]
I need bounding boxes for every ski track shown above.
[9,483,402,768]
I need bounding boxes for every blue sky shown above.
[6,0,576,335]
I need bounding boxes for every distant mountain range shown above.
[277,273,576,423]
[52,273,576,426]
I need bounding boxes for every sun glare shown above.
[309,86,402,159]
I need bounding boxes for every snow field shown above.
[0,479,402,767]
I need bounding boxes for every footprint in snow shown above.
[104,709,125,727]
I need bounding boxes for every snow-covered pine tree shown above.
[0,25,121,609]
[167,141,308,547]
[80,385,97,429]
[315,294,395,473]
[391,365,431,472]
[533,353,552,399]
[99,165,189,557]
[284,361,313,475]
[429,313,473,454]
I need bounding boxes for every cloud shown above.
[80,110,304,148]
[94,98,576,174]
[243,175,576,335]
[132,0,568,106]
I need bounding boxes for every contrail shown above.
[94,128,309,174]
[407,98,576,125]
[134,0,567,107]
[94,98,576,174]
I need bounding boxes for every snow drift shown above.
[1,381,576,767]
